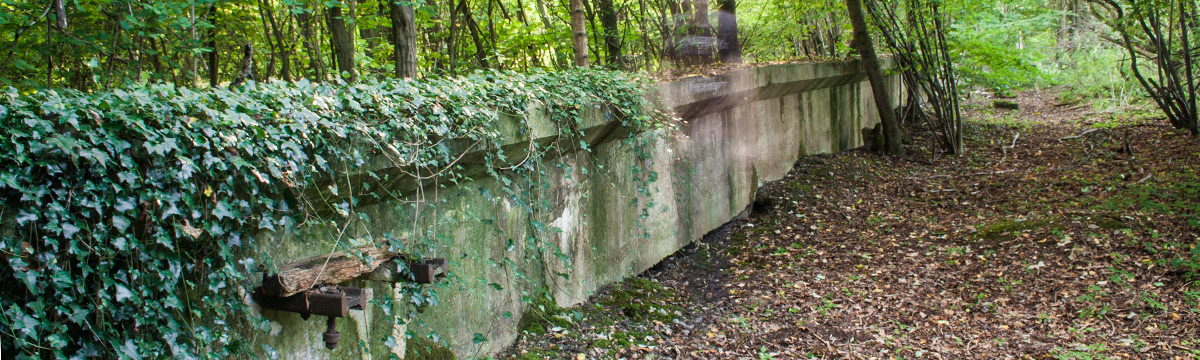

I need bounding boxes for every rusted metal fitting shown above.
[322,316,341,350]
[408,257,447,284]
[252,285,365,350]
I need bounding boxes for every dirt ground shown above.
[500,91,1200,360]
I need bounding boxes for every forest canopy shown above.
[0,0,1152,101]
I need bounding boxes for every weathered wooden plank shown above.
[262,247,398,297]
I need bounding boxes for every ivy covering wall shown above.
[0,69,668,359]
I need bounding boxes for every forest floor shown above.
[499,91,1200,360]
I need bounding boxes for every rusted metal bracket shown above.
[408,257,448,284]
[251,252,447,350]
[251,285,366,349]
[358,257,447,284]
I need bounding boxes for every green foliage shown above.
[0,68,667,358]
[1100,169,1200,284]
[949,35,1044,94]
[740,0,849,61]
[1051,48,1146,109]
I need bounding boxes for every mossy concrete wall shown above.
[252,60,901,359]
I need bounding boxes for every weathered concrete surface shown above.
[253,60,901,359]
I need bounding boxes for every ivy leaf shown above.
[46,135,80,153]
[112,215,131,232]
[115,284,133,302]
[117,171,138,185]
[18,270,38,295]
[15,210,38,225]
[120,339,141,359]
[61,222,81,238]
[19,313,39,338]
[258,216,275,231]
[115,197,137,212]
[472,333,488,344]
[146,136,178,156]
[212,202,234,220]
[261,344,279,360]
[113,237,128,251]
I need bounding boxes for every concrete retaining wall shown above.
[254,60,901,359]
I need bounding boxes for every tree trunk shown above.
[390,1,418,78]
[597,0,621,67]
[716,0,741,63]
[458,0,491,68]
[845,0,902,155]
[570,0,590,67]
[264,0,291,81]
[207,4,219,87]
[326,5,357,81]
[297,11,326,79]
[447,0,462,73]
[231,44,256,86]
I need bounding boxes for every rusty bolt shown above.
[322,316,341,350]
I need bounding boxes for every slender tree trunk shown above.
[597,0,621,67]
[44,19,52,87]
[264,0,291,80]
[326,5,356,80]
[390,1,418,78]
[298,11,325,79]
[583,0,603,66]
[845,0,902,155]
[448,0,462,72]
[570,0,590,66]
[207,4,219,87]
[716,0,740,62]
[534,0,553,29]
[533,0,557,67]
[458,0,491,67]
[190,4,198,84]
[150,37,165,76]
[257,0,277,79]
[1181,1,1198,135]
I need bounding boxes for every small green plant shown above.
[817,295,839,316]
[758,347,776,360]
[1077,284,1111,319]
[998,276,1023,293]
[1108,267,1134,288]
[1051,343,1114,360]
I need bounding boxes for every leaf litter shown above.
[503,91,1200,359]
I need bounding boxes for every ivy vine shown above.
[0,68,669,359]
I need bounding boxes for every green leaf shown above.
[115,284,133,302]
[213,202,234,220]
[145,136,178,156]
[472,333,488,344]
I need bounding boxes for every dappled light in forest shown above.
[1,0,1198,359]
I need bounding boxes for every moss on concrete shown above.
[405,336,456,360]
[517,293,574,335]
[597,278,681,323]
